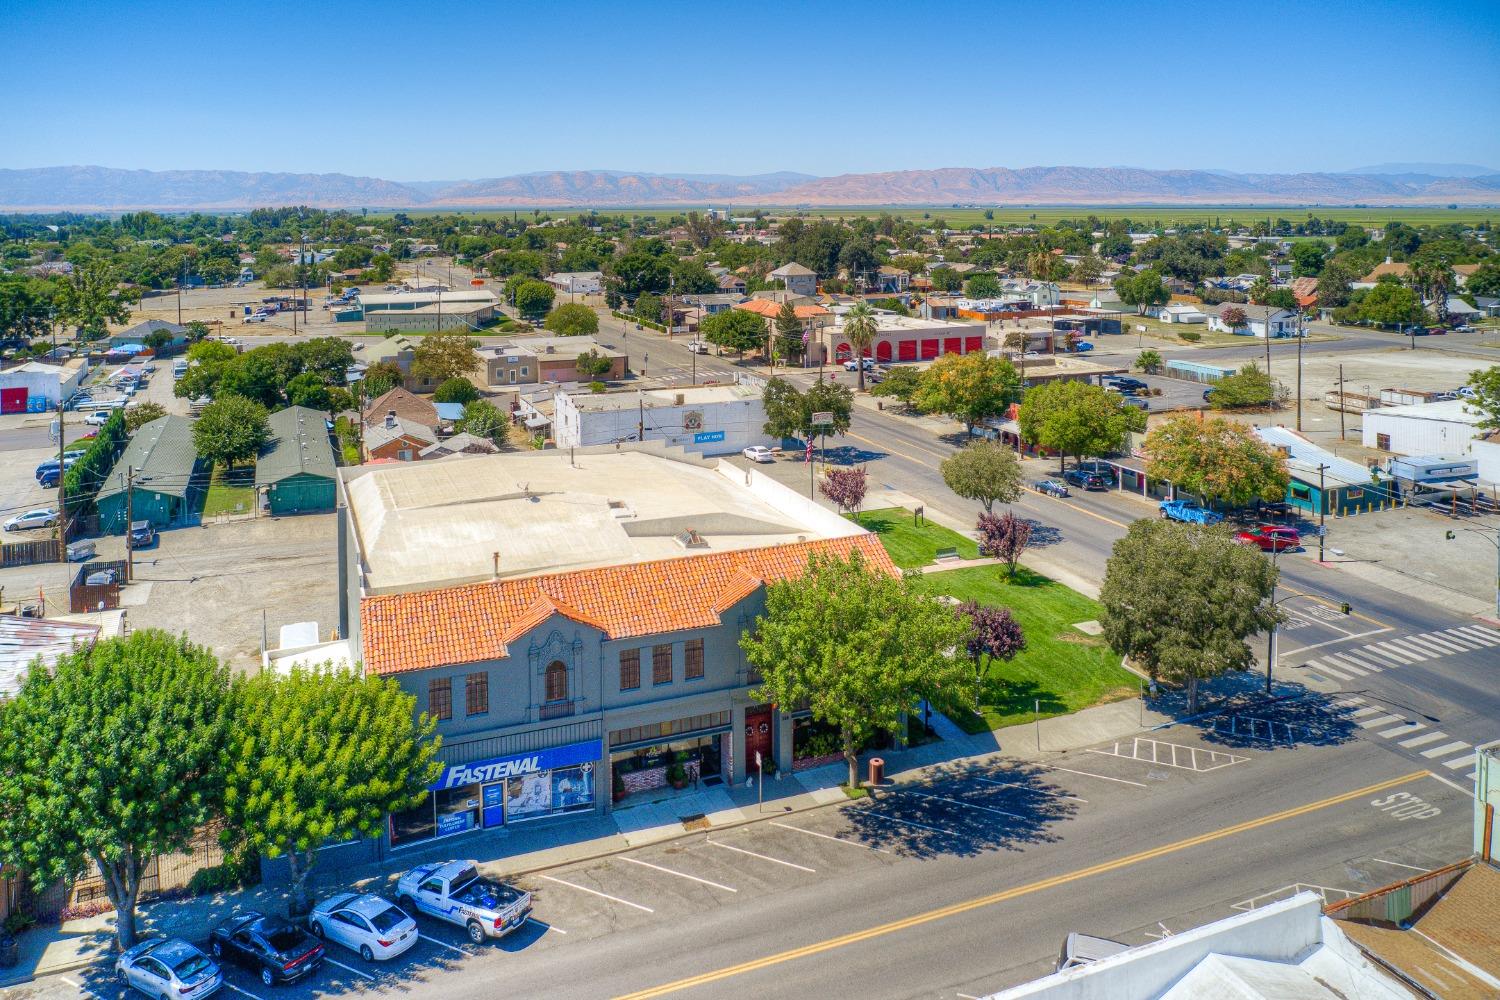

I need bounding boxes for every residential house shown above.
[334,445,892,860]
[768,262,817,296]
[1209,308,1299,338]
[716,273,747,295]
[364,412,438,462]
[544,272,603,295]
[418,433,499,460]
[1353,257,1411,290]
[682,293,745,316]
[363,386,440,431]
[353,336,420,391]
[1156,304,1207,324]
[483,337,629,387]
[96,416,206,532]
[113,319,187,349]
[256,406,337,515]
[873,265,910,293]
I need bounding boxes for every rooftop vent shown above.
[673,529,708,549]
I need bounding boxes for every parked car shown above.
[4,508,58,532]
[1202,387,1216,402]
[245,312,269,323]
[85,410,112,426]
[309,893,418,962]
[1235,524,1302,552]
[128,520,156,548]
[843,357,875,371]
[395,860,532,945]
[1104,376,1147,391]
[742,445,775,463]
[1119,395,1150,410]
[1456,386,1477,400]
[687,341,710,355]
[1063,468,1110,491]
[37,468,60,489]
[209,912,323,987]
[116,937,222,1000]
[1033,478,1070,497]
[1159,499,1224,525]
[1071,340,1094,352]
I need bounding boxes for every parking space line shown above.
[1042,764,1147,788]
[768,821,892,854]
[972,776,1087,803]
[419,932,471,953]
[1420,741,1471,758]
[621,856,737,893]
[323,957,376,981]
[707,840,816,872]
[857,809,959,837]
[220,983,270,1000]
[1398,731,1449,748]
[911,790,1026,820]
[540,874,656,912]
[1372,858,1430,873]
[536,921,567,935]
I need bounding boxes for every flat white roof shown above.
[1365,398,1480,424]
[564,383,760,412]
[343,443,860,594]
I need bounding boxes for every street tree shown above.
[632,292,664,326]
[1071,254,1105,286]
[940,440,1022,512]
[1462,365,1500,432]
[1355,282,1424,327]
[221,666,440,915]
[868,365,924,409]
[0,277,55,345]
[957,601,1026,711]
[1465,261,1500,298]
[774,301,804,362]
[1099,520,1279,712]
[292,337,355,383]
[819,466,868,522]
[193,394,271,467]
[842,302,879,389]
[57,260,135,341]
[964,273,1002,298]
[1219,305,1248,332]
[1017,379,1142,473]
[741,550,970,787]
[411,331,480,383]
[1144,414,1289,507]
[0,630,230,948]
[912,351,1022,435]
[762,376,852,442]
[1113,269,1169,314]
[361,360,403,397]
[701,308,768,357]
[929,266,963,291]
[976,510,1032,578]
[1134,349,1163,374]
[1316,263,1356,309]
[512,279,555,320]
[544,303,599,336]
[1209,361,1276,409]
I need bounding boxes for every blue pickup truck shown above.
[1159,499,1224,525]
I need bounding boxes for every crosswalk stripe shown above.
[1336,695,1366,706]
[1380,638,1433,661]
[1377,722,1423,738]
[1365,642,1420,664]
[1398,731,1449,748]
[1325,656,1371,676]
[1420,741,1471,759]
[1313,661,1355,680]
[1357,713,1403,729]
[1443,754,1476,770]
[1393,636,1451,657]
[1349,705,1383,717]
[1450,626,1500,644]
[1338,651,1391,671]
[1428,631,1482,650]
[1329,653,1378,674]
[1414,633,1471,653]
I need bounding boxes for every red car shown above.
[1235,524,1301,552]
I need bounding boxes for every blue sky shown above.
[5,0,1497,179]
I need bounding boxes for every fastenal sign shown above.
[431,739,602,790]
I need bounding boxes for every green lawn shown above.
[909,566,1140,734]
[202,463,256,517]
[853,508,978,569]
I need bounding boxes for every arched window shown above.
[545,660,568,703]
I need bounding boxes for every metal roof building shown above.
[96,415,206,534]
[256,406,337,516]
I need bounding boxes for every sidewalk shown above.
[0,671,1272,988]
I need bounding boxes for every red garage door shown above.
[965,336,984,353]
[875,341,893,362]
[836,342,851,360]
[898,340,917,361]
[943,337,962,356]
[0,388,27,415]
[921,339,940,359]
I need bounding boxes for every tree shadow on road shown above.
[833,760,1078,861]
[821,443,885,465]
[1182,681,1363,752]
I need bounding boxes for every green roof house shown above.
[256,406,338,516]
[96,415,206,534]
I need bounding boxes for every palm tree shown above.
[1026,249,1059,283]
[843,302,878,391]
[1408,260,1452,325]
[1249,276,1273,371]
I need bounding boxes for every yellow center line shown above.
[613,770,1431,999]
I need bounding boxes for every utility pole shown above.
[54,402,66,555]
[1338,363,1346,441]
[177,260,184,326]
[124,465,135,582]
[1317,464,1328,563]
[1295,312,1304,431]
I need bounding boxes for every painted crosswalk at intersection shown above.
[1330,696,1479,782]
[1297,626,1499,682]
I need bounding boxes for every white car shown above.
[5,508,58,532]
[687,341,710,355]
[84,410,112,426]
[843,358,875,371]
[116,937,222,1000]
[742,446,775,464]
[245,313,268,323]
[309,893,418,962]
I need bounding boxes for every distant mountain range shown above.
[1,164,1497,211]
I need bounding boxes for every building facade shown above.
[551,379,772,457]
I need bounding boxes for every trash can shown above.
[868,757,885,786]
[0,933,19,969]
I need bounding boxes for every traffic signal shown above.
[1340,602,1351,615]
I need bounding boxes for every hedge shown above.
[61,410,129,516]
[612,310,666,333]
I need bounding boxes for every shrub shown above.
[1178,330,1202,342]
[589,381,606,393]
[433,378,479,405]
[3,912,36,935]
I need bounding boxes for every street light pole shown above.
[1317,463,1329,562]
[1446,527,1500,620]
[1295,312,1304,432]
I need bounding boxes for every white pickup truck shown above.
[395,860,532,944]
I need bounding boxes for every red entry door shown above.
[745,707,773,772]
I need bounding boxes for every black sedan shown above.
[1063,468,1110,491]
[209,912,324,987]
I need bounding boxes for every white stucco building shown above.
[551,377,772,457]
[0,358,88,412]
[1362,398,1485,456]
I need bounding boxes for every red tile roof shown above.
[733,299,830,320]
[360,534,895,675]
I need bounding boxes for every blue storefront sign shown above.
[693,430,725,444]
[431,739,603,791]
